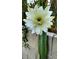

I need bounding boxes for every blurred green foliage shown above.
[22,0,28,47]
[49,0,57,33]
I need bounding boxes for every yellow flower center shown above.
[33,15,44,27]
[37,17,43,25]
[37,17,41,22]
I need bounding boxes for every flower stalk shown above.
[38,32,48,59]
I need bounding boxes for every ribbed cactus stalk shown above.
[38,31,48,59]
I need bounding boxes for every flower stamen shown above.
[36,17,43,25]
[37,17,41,21]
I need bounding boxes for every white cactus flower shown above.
[24,5,54,35]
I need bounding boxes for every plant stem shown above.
[38,31,48,59]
